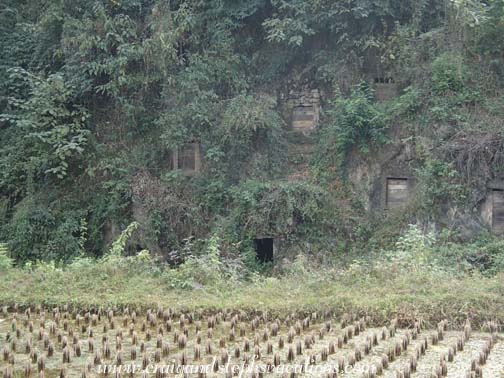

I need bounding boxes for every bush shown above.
[387,224,435,270]
[229,179,334,239]
[164,234,231,289]
[219,94,285,164]
[1,69,90,180]
[434,237,504,276]
[477,0,504,62]
[314,83,388,179]
[413,157,466,216]
[381,226,504,276]
[0,243,13,270]
[431,53,469,95]
[107,221,139,257]
[7,198,87,263]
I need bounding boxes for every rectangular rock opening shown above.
[374,78,398,101]
[374,77,395,84]
[492,189,504,233]
[173,142,201,174]
[255,238,274,264]
[386,177,409,209]
[292,105,316,131]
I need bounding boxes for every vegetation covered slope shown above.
[1,0,504,274]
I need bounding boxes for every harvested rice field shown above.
[0,305,503,378]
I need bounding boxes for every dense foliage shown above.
[1,0,504,275]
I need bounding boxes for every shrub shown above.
[0,243,13,270]
[431,53,469,95]
[477,0,504,63]
[107,222,139,257]
[434,237,504,275]
[1,69,90,180]
[165,234,226,289]
[413,157,466,216]
[314,83,388,179]
[7,198,87,263]
[389,224,435,270]
[229,179,334,239]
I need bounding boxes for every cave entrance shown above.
[255,238,274,263]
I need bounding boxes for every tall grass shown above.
[1,225,503,326]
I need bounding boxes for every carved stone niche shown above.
[482,181,504,234]
[362,49,399,102]
[384,176,412,210]
[172,141,202,175]
[373,77,399,102]
[287,89,321,132]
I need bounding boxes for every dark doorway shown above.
[255,238,274,263]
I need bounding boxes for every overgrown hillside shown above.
[1,0,504,272]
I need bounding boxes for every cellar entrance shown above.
[255,238,274,263]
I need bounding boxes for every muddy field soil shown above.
[0,307,502,377]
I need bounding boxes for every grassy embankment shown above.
[1,260,503,327]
